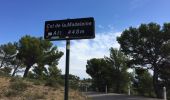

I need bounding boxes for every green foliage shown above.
[69,74,80,89]
[32,66,48,80]
[27,71,36,79]
[133,69,155,97]
[45,78,59,88]
[0,42,17,63]
[17,35,44,77]
[28,65,62,84]
[86,48,130,93]
[117,23,163,65]
[33,80,42,85]
[43,67,63,88]
[117,22,170,98]
[79,78,93,92]
[105,48,130,93]
[0,67,12,76]
[86,58,112,92]
[159,59,170,99]
[0,42,18,75]
[0,35,63,90]
[17,35,63,77]
[25,77,43,85]
[48,65,62,79]
[27,64,64,88]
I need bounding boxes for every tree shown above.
[86,58,113,92]
[31,65,48,79]
[11,58,23,76]
[80,78,93,92]
[86,48,130,93]
[159,57,170,99]
[0,66,12,76]
[0,42,17,68]
[68,74,80,89]
[117,23,170,98]
[105,48,130,93]
[133,68,154,97]
[48,65,61,79]
[160,41,170,86]
[17,35,63,77]
[0,42,18,75]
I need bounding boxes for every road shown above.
[85,92,163,100]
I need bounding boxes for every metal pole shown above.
[105,85,108,94]
[64,40,70,100]
[163,86,167,100]
[128,85,130,96]
[86,85,88,92]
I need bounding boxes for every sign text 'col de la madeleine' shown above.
[44,17,95,40]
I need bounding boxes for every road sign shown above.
[44,17,95,40]
[44,17,95,100]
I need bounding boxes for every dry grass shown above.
[0,76,86,100]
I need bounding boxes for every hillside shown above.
[0,76,85,100]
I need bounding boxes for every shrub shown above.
[24,92,46,99]
[0,67,12,76]
[33,80,41,85]
[70,80,79,89]
[9,79,28,92]
[45,78,59,88]
[4,90,18,97]
[10,76,21,82]
[4,77,29,97]
[10,82,27,91]
[57,78,64,86]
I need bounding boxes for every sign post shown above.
[44,17,95,100]
[163,86,167,100]
[65,40,70,100]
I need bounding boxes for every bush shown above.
[4,90,18,97]
[0,67,12,76]
[4,77,29,97]
[33,80,41,85]
[45,78,59,88]
[25,78,43,85]
[24,93,46,99]
[10,76,21,82]
[9,78,28,92]
[70,80,79,89]
[57,78,64,86]
[10,82,28,91]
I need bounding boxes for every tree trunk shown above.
[23,65,31,77]
[116,80,120,93]
[116,72,120,93]
[12,65,19,76]
[153,67,162,98]
[0,59,4,68]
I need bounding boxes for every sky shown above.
[0,0,170,78]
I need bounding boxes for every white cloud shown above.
[57,31,121,79]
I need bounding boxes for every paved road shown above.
[85,92,162,100]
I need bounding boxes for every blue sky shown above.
[0,0,170,78]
